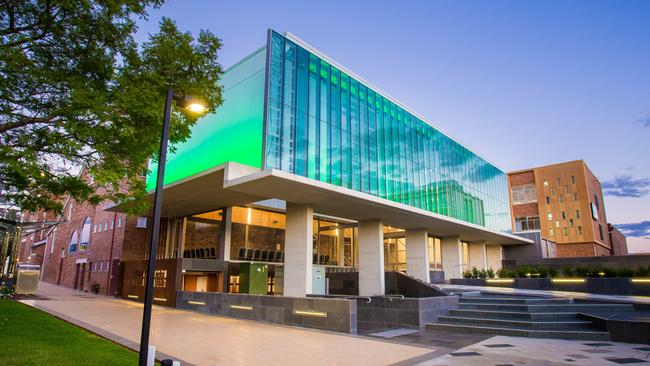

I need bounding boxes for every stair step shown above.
[458,297,572,305]
[448,309,580,320]
[426,323,610,341]
[457,303,635,313]
[437,316,595,330]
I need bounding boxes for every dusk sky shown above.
[136,0,650,252]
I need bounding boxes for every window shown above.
[511,184,537,204]
[561,211,566,220]
[576,210,581,218]
[573,192,578,201]
[93,224,97,233]
[578,226,583,235]
[555,220,560,228]
[50,227,57,254]
[556,177,561,185]
[549,228,555,236]
[69,231,78,253]
[559,195,564,203]
[569,218,574,227]
[571,175,576,184]
[543,180,549,186]
[593,193,599,209]
[598,224,604,241]
[136,217,147,228]
[79,217,91,251]
[591,202,599,220]
[117,217,122,228]
[103,222,108,231]
[515,216,541,231]
[547,212,553,221]
[110,220,114,229]
[550,187,556,196]
[67,202,74,221]
[546,196,550,204]
[563,227,569,236]
[154,270,167,288]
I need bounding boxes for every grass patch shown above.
[0,300,142,365]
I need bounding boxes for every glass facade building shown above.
[146,29,512,234]
[264,31,510,232]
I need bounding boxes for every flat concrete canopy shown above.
[111,162,531,245]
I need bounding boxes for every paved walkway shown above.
[22,282,433,366]
[437,284,650,304]
[416,335,650,365]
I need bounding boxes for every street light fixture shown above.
[138,88,207,366]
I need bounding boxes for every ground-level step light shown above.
[139,89,207,366]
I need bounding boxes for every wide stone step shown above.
[457,303,635,313]
[437,315,595,330]
[458,297,573,305]
[448,309,581,321]
[426,323,611,341]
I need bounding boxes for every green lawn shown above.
[0,300,142,365]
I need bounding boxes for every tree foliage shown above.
[0,0,223,214]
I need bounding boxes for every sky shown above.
[135,0,650,252]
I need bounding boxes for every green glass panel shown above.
[146,47,266,190]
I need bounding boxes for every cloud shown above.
[638,115,650,127]
[602,175,650,197]
[615,221,650,237]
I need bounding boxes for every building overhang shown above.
[110,162,531,245]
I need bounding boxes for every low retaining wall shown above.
[176,291,357,334]
[357,296,458,330]
[450,278,650,296]
[502,254,650,271]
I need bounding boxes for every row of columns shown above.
[283,203,502,297]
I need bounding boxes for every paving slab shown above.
[22,282,433,366]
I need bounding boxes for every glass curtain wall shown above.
[383,227,406,270]
[265,30,511,233]
[230,206,286,262]
[428,237,442,270]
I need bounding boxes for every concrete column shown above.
[358,220,385,296]
[220,206,232,261]
[283,203,314,297]
[405,229,430,282]
[486,244,503,271]
[441,236,463,279]
[468,241,487,270]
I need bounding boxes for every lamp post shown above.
[138,88,206,366]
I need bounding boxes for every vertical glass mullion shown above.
[368,90,378,195]
[280,41,297,173]
[319,60,330,183]
[266,32,285,170]
[330,68,341,186]
[295,48,309,177]
[341,74,351,188]
[359,85,369,193]
[307,54,319,180]
[350,80,360,191]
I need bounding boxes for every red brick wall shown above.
[608,224,628,255]
[556,242,596,257]
[509,171,536,186]
[22,170,132,294]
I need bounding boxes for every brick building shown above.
[608,223,628,256]
[507,160,616,257]
[17,171,134,295]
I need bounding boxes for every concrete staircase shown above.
[427,294,635,341]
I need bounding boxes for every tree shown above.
[0,0,223,214]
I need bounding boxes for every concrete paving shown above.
[22,282,433,366]
[416,335,650,365]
